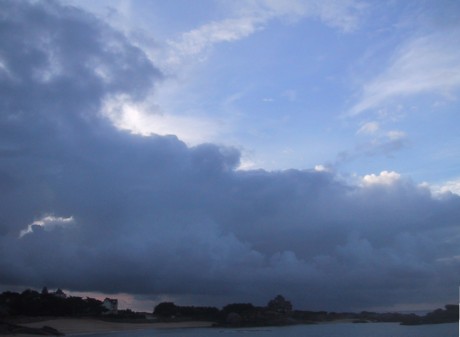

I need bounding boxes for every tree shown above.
[154,302,178,317]
[267,295,292,314]
[221,303,256,325]
[221,303,255,316]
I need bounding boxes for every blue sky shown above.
[68,0,460,186]
[0,0,459,313]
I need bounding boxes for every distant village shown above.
[0,288,458,327]
[0,287,121,317]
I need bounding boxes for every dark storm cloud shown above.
[1,0,459,311]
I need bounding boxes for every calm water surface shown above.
[82,322,458,337]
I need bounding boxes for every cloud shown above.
[362,170,401,186]
[235,0,366,31]
[165,0,366,68]
[336,128,407,165]
[102,94,223,145]
[432,178,460,196]
[0,0,459,312]
[66,0,367,151]
[386,130,406,141]
[166,16,263,66]
[357,121,379,134]
[349,29,460,116]
[19,215,75,238]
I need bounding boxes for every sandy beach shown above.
[15,318,215,336]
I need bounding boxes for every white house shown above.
[102,298,118,314]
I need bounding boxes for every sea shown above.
[81,322,458,337]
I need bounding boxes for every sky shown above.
[0,0,459,313]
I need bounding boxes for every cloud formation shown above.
[350,29,460,116]
[19,215,75,238]
[0,0,459,312]
[165,0,365,67]
[336,127,408,166]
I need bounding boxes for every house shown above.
[102,298,118,314]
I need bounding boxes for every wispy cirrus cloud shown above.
[349,29,460,116]
[165,0,366,68]
[165,16,264,67]
[356,121,379,135]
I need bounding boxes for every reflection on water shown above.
[83,322,458,337]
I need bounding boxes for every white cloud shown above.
[314,164,331,172]
[350,29,460,116]
[102,94,223,145]
[310,0,366,32]
[432,178,460,196]
[357,121,379,134]
[166,16,263,66]
[165,0,365,68]
[386,130,406,141]
[237,158,257,171]
[362,170,401,186]
[19,215,75,238]
[235,0,365,31]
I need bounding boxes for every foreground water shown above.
[82,322,458,337]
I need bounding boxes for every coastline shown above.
[15,318,215,336]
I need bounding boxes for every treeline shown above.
[153,299,459,327]
[1,289,458,327]
[0,288,106,317]
[153,296,297,326]
[400,304,459,325]
[153,302,220,320]
[292,305,459,325]
[291,305,459,325]
[152,300,323,326]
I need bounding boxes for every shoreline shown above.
[15,318,215,336]
[5,315,458,336]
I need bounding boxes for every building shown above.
[102,298,118,314]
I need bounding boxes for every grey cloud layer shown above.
[0,1,459,311]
